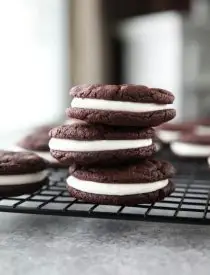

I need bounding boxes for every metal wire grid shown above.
[0,153,210,225]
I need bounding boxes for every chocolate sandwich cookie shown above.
[156,122,195,144]
[67,159,175,205]
[49,124,156,166]
[66,84,176,127]
[15,126,65,168]
[194,119,210,136]
[171,134,210,158]
[0,151,49,197]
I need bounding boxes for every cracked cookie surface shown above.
[67,84,176,127]
[49,124,156,165]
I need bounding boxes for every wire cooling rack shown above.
[0,149,210,225]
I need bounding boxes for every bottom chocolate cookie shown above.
[51,145,156,166]
[0,178,48,197]
[66,159,175,205]
[67,181,175,206]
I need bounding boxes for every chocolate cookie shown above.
[171,134,210,158]
[49,124,156,166]
[0,151,49,197]
[16,126,66,168]
[156,122,195,144]
[67,159,175,205]
[194,118,210,136]
[66,84,176,127]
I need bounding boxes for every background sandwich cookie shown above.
[49,124,156,165]
[156,122,195,144]
[15,126,66,168]
[66,84,176,127]
[0,151,49,197]
[171,134,210,158]
[67,159,175,205]
[194,119,210,136]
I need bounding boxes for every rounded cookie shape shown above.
[67,159,175,205]
[70,84,174,103]
[0,151,47,175]
[69,159,175,183]
[49,124,156,165]
[158,122,195,132]
[67,84,176,127]
[170,134,210,158]
[66,108,176,127]
[16,127,67,168]
[50,146,156,166]
[0,151,49,197]
[156,122,195,144]
[17,131,50,151]
[67,181,175,206]
[49,124,155,140]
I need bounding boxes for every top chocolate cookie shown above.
[0,151,47,175]
[66,84,176,127]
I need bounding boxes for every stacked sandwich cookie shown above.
[0,151,49,197]
[49,84,176,205]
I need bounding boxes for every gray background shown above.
[0,213,210,275]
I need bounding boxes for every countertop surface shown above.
[0,213,210,275]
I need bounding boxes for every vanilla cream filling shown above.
[71,98,171,113]
[156,130,180,143]
[195,125,210,136]
[49,138,152,152]
[171,142,210,157]
[64,119,87,125]
[67,176,168,196]
[0,170,48,185]
[11,146,58,163]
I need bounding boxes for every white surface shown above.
[49,138,152,152]
[0,0,70,133]
[0,170,48,185]
[67,176,168,196]
[119,12,182,120]
[195,125,210,135]
[156,130,180,143]
[171,141,210,157]
[71,98,171,112]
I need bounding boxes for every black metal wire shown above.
[0,149,210,225]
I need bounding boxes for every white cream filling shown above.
[67,176,168,196]
[49,138,152,152]
[11,146,58,163]
[0,170,48,186]
[195,125,210,136]
[171,142,210,157]
[71,98,171,113]
[156,130,180,143]
[64,119,87,125]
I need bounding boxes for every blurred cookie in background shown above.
[171,134,210,158]
[13,125,67,168]
[156,122,195,144]
[194,119,210,136]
